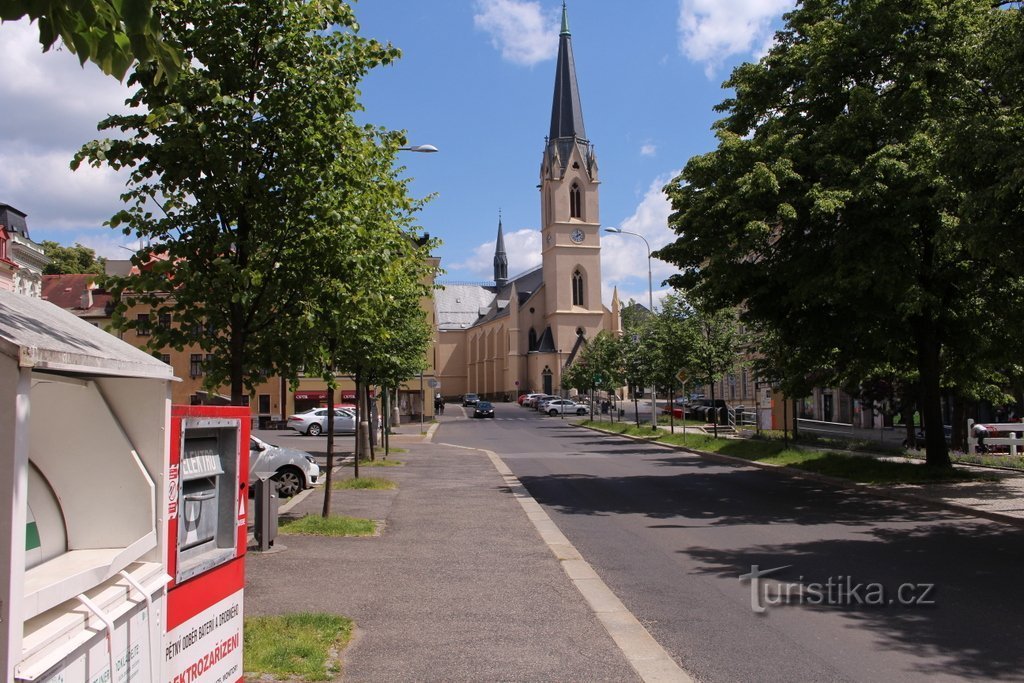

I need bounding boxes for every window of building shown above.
[570,183,581,219]
[135,313,151,336]
[528,328,538,351]
[258,394,271,414]
[189,354,203,377]
[160,353,171,365]
[572,269,584,306]
[157,312,172,331]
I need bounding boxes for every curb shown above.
[466,444,694,683]
[581,424,1024,532]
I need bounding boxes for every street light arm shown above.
[399,144,439,153]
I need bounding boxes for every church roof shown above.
[548,3,587,144]
[435,264,543,331]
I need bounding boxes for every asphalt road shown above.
[436,402,1024,683]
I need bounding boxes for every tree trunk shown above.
[710,383,718,438]
[365,382,376,461]
[902,404,916,449]
[383,384,391,459]
[669,389,675,435]
[633,389,640,428]
[916,326,951,467]
[353,370,362,478]
[321,386,335,517]
[951,396,967,453]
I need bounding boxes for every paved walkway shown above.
[245,428,655,682]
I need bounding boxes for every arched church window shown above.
[572,269,584,307]
[570,183,581,219]
[528,328,538,351]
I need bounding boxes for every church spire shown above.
[493,212,508,288]
[548,2,586,143]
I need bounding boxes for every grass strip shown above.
[280,515,377,536]
[332,476,397,490]
[344,458,404,467]
[586,421,980,485]
[244,613,352,681]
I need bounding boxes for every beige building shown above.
[433,7,621,401]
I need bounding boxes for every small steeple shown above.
[493,212,508,288]
[548,2,586,143]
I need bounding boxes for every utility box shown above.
[164,406,248,683]
[0,291,175,682]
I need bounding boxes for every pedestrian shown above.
[973,422,990,453]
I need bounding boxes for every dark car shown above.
[473,401,495,418]
[462,393,480,407]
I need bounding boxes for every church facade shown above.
[433,7,621,400]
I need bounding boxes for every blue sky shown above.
[0,0,794,308]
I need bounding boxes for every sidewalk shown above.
[244,429,649,682]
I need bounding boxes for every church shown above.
[433,6,622,401]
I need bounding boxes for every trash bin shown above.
[258,415,271,429]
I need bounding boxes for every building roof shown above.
[0,291,175,380]
[436,264,544,331]
[0,204,29,238]
[41,274,113,318]
[548,3,587,143]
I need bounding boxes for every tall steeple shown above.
[548,2,587,144]
[493,212,508,288]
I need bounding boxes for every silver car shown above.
[286,407,356,436]
[543,399,588,416]
[249,436,321,497]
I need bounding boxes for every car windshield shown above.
[478,402,492,409]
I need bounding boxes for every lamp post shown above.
[605,227,657,430]
[399,144,438,153]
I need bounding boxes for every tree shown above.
[658,0,1008,466]
[563,331,621,418]
[651,292,695,430]
[75,0,402,406]
[681,304,745,438]
[0,0,180,80]
[41,241,105,275]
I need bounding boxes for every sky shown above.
[0,0,795,309]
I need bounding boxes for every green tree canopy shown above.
[41,241,105,275]
[657,0,1019,465]
[75,0,404,404]
[0,0,181,80]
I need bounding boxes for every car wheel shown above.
[307,423,322,436]
[577,408,587,415]
[273,467,304,498]
[548,409,558,416]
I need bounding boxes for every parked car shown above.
[518,392,543,406]
[531,394,558,410]
[462,393,480,407]
[473,401,495,418]
[249,436,320,497]
[544,399,589,416]
[286,407,356,436]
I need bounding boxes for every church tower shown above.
[493,214,508,288]
[540,3,604,352]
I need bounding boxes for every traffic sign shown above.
[675,369,688,385]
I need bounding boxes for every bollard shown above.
[253,478,279,551]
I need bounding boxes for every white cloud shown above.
[640,144,657,157]
[0,19,134,248]
[677,0,793,77]
[450,227,542,280]
[601,173,679,310]
[473,0,558,66]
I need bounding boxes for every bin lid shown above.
[0,291,177,380]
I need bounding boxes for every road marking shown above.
[473,445,694,683]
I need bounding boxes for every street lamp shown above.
[605,227,657,430]
[400,144,439,153]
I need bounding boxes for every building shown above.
[433,5,621,400]
[0,227,17,292]
[40,274,114,327]
[0,204,49,297]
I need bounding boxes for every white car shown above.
[286,407,357,436]
[543,399,589,416]
[249,436,320,497]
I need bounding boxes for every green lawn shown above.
[279,515,377,536]
[332,476,397,490]
[244,613,352,681]
[584,421,980,485]
[345,458,404,467]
